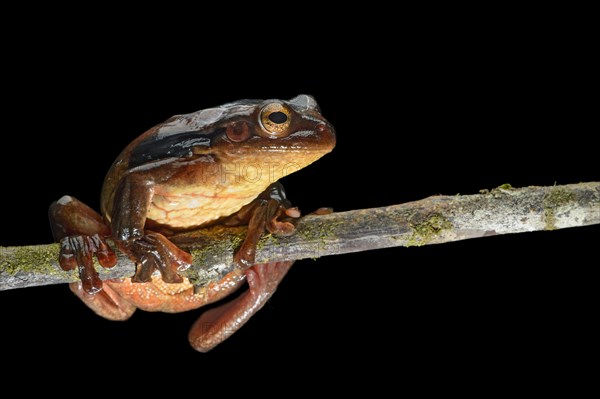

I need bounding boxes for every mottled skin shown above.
[49,95,335,352]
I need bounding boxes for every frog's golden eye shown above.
[260,102,292,138]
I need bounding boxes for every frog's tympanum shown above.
[49,95,335,352]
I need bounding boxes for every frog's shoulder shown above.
[129,99,262,168]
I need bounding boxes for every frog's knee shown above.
[49,195,109,239]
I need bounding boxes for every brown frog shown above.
[49,95,335,352]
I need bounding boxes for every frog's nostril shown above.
[315,123,327,132]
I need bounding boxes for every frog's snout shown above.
[316,121,336,151]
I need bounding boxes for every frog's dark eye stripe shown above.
[129,130,214,168]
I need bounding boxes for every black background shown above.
[1,19,597,389]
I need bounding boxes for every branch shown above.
[1,182,598,291]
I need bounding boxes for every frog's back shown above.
[100,100,263,220]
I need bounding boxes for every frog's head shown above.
[205,94,336,181]
[127,95,335,184]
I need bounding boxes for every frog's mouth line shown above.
[153,190,256,201]
[256,146,333,153]
[291,129,320,137]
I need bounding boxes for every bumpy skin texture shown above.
[48,95,335,352]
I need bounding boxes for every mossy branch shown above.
[1,182,598,291]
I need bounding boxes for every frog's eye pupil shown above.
[268,111,288,124]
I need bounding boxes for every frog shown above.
[48,94,335,352]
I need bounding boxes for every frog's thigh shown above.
[70,281,136,321]
[188,261,293,352]
[49,195,110,239]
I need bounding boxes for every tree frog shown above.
[49,95,335,352]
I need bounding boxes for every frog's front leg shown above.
[225,182,300,267]
[110,173,192,283]
[49,196,117,294]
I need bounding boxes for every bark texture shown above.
[1,182,598,291]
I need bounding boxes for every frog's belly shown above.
[147,183,267,228]
[107,272,246,313]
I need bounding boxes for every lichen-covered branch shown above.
[1,182,598,291]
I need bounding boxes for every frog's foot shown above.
[189,260,293,352]
[119,231,192,284]
[69,280,136,321]
[58,234,117,294]
[49,196,117,294]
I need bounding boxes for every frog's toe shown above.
[233,246,255,268]
[58,239,77,271]
[284,206,301,218]
[94,236,118,268]
[309,207,334,216]
[267,219,296,236]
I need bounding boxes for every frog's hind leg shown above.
[49,195,118,294]
[49,196,135,320]
[188,261,293,352]
[189,182,299,351]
